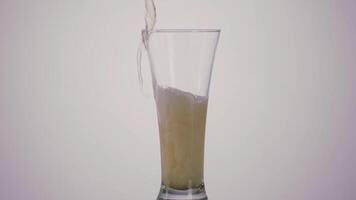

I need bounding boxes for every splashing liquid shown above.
[137,0,157,93]
[155,85,208,189]
[137,0,209,190]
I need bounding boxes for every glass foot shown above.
[157,183,208,200]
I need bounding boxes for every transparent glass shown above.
[142,29,220,200]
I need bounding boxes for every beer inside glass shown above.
[141,29,220,200]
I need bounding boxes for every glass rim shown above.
[142,29,221,33]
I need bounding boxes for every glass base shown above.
[157,183,208,200]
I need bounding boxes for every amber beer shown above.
[154,85,208,190]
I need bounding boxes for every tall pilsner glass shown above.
[144,29,220,200]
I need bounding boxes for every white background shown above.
[1,0,356,200]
